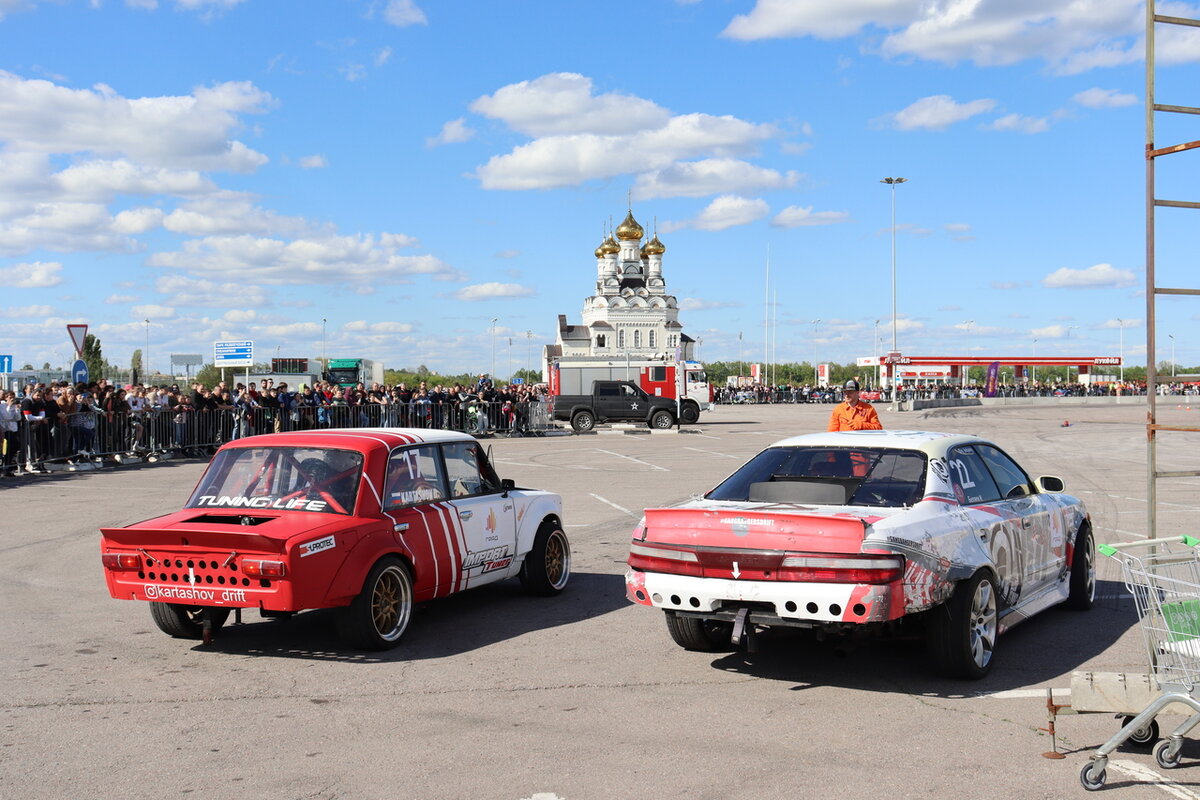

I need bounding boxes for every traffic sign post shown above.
[67,324,88,356]
[0,354,11,392]
[72,359,89,385]
[214,341,254,368]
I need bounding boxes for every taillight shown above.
[241,559,287,578]
[778,554,904,584]
[628,542,703,577]
[102,552,142,571]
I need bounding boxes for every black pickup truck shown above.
[552,381,679,432]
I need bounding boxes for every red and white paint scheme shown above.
[100,429,569,650]
[625,430,1093,678]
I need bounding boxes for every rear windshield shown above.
[187,447,363,515]
[706,446,927,508]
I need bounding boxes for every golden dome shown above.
[642,234,665,256]
[594,240,607,258]
[601,236,620,255]
[615,211,644,241]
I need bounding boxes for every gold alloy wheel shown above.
[371,565,411,641]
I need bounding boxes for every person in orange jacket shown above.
[827,379,882,431]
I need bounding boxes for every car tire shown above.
[927,570,998,679]
[664,611,735,652]
[149,603,231,639]
[519,521,571,595]
[1066,527,1096,611]
[571,411,594,433]
[335,556,414,650]
[650,410,674,429]
[680,403,700,424]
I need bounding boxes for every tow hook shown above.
[731,607,758,652]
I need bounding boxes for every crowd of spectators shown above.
[1,374,551,477]
[714,380,1172,405]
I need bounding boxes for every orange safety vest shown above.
[827,401,882,432]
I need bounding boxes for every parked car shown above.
[100,429,570,650]
[552,380,681,432]
[625,430,1093,678]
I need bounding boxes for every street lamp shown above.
[1117,318,1124,382]
[1032,338,1038,383]
[144,318,150,384]
[490,318,498,379]
[962,320,974,385]
[873,319,881,389]
[321,318,327,375]
[526,330,533,380]
[810,319,821,386]
[880,177,908,357]
[1067,326,1079,383]
[1170,333,1176,377]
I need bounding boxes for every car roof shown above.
[218,427,477,456]
[769,430,987,454]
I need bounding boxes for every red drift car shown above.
[100,429,569,650]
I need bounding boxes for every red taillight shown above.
[778,554,904,585]
[102,552,142,571]
[241,559,287,578]
[628,542,703,577]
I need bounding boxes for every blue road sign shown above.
[214,340,254,368]
[511,377,524,384]
[0,355,12,373]
[72,359,88,385]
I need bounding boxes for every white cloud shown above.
[719,0,1176,74]
[1073,87,1138,108]
[340,63,367,82]
[470,73,671,137]
[679,298,742,310]
[155,273,269,308]
[884,95,997,131]
[298,154,327,169]
[470,73,777,191]
[112,206,166,234]
[452,282,536,301]
[147,233,461,285]
[494,249,520,259]
[945,222,971,232]
[375,46,394,67]
[771,205,851,228]
[985,113,1050,133]
[133,304,176,319]
[1042,262,1136,289]
[664,195,769,232]
[0,304,53,317]
[426,117,475,147]
[105,294,139,304]
[382,0,427,27]
[0,260,63,287]
[633,159,799,200]
[1031,324,1075,338]
[0,72,271,172]
[162,193,318,237]
[343,320,415,333]
[1102,317,1139,328]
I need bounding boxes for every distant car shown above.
[625,430,1093,678]
[101,429,569,650]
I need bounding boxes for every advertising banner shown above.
[985,361,1000,397]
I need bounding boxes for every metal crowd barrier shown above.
[2,399,558,476]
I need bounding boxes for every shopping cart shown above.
[1081,535,1200,790]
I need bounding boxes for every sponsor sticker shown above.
[462,546,509,570]
[299,534,336,557]
[195,495,328,512]
[143,584,248,604]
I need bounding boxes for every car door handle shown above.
[459,510,473,520]
[394,523,409,533]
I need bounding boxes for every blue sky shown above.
[1,0,1197,378]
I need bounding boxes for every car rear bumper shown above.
[625,569,904,624]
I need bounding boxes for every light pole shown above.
[321,318,327,375]
[1117,318,1125,382]
[490,318,498,379]
[810,319,821,386]
[526,330,533,380]
[1170,333,1176,377]
[144,318,150,384]
[738,331,744,381]
[962,320,974,385]
[881,177,907,357]
[874,319,882,389]
[1032,338,1038,383]
[1067,325,1079,383]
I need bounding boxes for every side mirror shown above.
[501,478,515,496]
[1037,475,1065,493]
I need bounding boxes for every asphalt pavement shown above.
[3,400,1199,799]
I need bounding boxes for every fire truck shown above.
[547,357,712,424]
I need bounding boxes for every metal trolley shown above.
[1081,535,1200,790]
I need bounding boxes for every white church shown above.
[549,209,695,363]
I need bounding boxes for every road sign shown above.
[0,355,11,373]
[72,359,88,385]
[67,324,88,356]
[511,377,524,385]
[214,340,253,368]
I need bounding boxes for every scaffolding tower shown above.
[1145,1,1200,539]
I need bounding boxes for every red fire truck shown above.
[548,357,713,424]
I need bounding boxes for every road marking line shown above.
[589,493,639,518]
[1110,759,1200,799]
[593,448,669,472]
[684,446,739,459]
